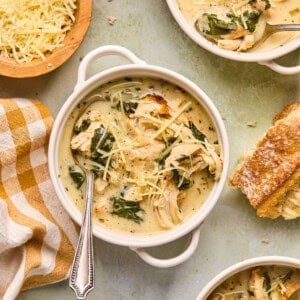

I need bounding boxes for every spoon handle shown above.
[272,23,300,32]
[69,170,95,299]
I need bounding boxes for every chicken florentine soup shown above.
[208,266,300,300]
[59,77,222,235]
[177,0,300,52]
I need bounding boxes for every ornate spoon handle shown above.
[69,170,95,299]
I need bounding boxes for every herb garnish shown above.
[110,196,144,224]
[69,165,85,188]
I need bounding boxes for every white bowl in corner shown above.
[166,0,300,75]
[197,256,300,299]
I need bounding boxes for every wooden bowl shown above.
[0,0,92,78]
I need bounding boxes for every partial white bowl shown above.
[166,0,300,75]
[48,45,229,268]
[197,256,300,299]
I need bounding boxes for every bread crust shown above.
[230,102,300,218]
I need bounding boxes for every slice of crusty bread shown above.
[229,102,300,219]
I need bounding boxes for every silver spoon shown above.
[253,16,300,45]
[69,154,95,299]
[194,18,300,47]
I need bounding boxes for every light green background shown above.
[0,0,299,299]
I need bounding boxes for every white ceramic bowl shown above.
[197,256,300,299]
[166,0,300,75]
[48,45,229,268]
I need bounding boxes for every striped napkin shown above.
[0,99,78,300]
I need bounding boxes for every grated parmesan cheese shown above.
[0,0,77,63]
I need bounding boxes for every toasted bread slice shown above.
[229,102,300,219]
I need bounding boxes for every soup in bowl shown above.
[48,45,229,267]
[60,77,222,235]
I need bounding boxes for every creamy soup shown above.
[177,0,300,52]
[208,266,300,300]
[59,77,222,235]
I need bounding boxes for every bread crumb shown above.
[246,121,257,127]
[47,63,53,68]
[108,16,117,25]
[261,237,270,244]
[289,8,299,15]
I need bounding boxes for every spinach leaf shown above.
[203,13,237,35]
[243,11,261,32]
[250,0,271,10]
[281,270,294,283]
[111,87,140,115]
[157,137,177,167]
[123,101,138,114]
[110,196,144,224]
[74,118,91,134]
[226,13,242,26]
[91,165,102,178]
[172,168,193,190]
[263,272,271,294]
[90,125,115,165]
[189,121,206,142]
[69,165,85,188]
[262,0,271,9]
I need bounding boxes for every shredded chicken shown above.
[238,34,255,51]
[94,177,108,194]
[165,143,201,169]
[248,268,269,300]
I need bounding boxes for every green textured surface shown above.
[0,0,299,299]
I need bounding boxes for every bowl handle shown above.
[76,45,146,89]
[258,60,300,75]
[130,225,202,268]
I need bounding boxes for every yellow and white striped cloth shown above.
[0,99,78,300]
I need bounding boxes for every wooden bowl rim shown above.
[0,0,92,78]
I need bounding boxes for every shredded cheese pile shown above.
[0,0,77,63]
